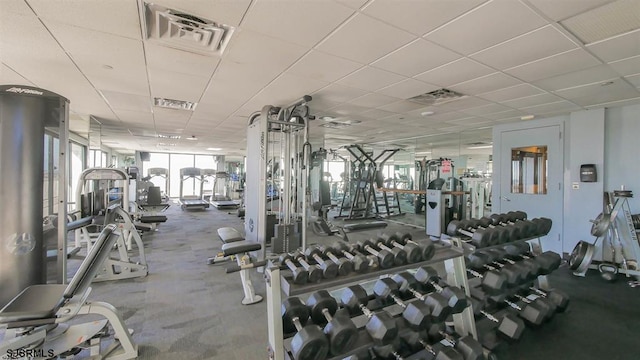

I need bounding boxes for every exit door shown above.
[498,125,563,254]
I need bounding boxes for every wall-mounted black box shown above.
[580,164,597,182]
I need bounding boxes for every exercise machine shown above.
[179,167,210,210]
[147,167,169,201]
[209,170,240,209]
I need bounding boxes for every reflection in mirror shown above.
[511,145,548,194]
[88,116,101,150]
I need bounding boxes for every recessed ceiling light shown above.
[158,134,181,139]
[207,147,222,151]
[154,97,197,111]
[420,111,435,116]
[521,115,535,120]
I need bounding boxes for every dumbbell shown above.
[313,245,353,276]
[489,247,541,280]
[380,233,422,263]
[446,220,496,247]
[340,285,398,344]
[531,217,552,236]
[331,242,369,273]
[503,243,561,275]
[465,265,507,295]
[293,252,323,283]
[509,292,556,323]
[373,278,432,330]
[279,254,309,284]
[468,297,525,341]
[396,232,436,261]
[372,236,408,266]
[304,247,339,279]
[489,212,535,239]
[355,240,395,269]
[281,297,329,360]
[472,250,529,285]
[527,287,569,312]
[414,266,468,313]
[426,322,485,360]
[466,252,522,288]
[400,330,464,360]
[466,218,511,244]
[473,289,548,326]
[391,272,452,323]
[306,290,358,355]
[372,339,406,360]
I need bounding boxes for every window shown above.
[511,145,547,194]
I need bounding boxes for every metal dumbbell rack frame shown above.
[265,241,478,360]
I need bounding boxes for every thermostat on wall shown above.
[580,164,597,182]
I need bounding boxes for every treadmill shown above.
[209,171,240,209]
[178,167,210,211]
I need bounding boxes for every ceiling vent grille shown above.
[154,97,197,111]
[142,3,235,56]
[408,88,466,106]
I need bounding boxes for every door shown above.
[499,125,563,254]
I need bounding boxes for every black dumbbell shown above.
[446,220,496,247]
[293,252,323,283]
[356,240,395,269]
[304,247,339,279]
[465,265,507,295]
[414,266,468,313]
[372,338,407,360]
[391,272,452,323]
[340,285,398,345]
[473,288,548,326]
[484,248,537,282]
[373,278,432,330]
[472,250,528,286]
[426,322,485,360]
[466,218,511,244]
[489,212,535,239]
[372,236,407,266]
[468,297,525,341]
[503,243,561,275]
[400,329,464,360]
[380,233,422,263]
[396,232,436,261]
[466,252,522,288]
[510,292,556,323]
[306,290,358,356]
[332,242,369,273]
[279,254,309,284]
[315,245,353,276]
[281,297,329,360]
[527,287,569,312]
[531,217,552,236]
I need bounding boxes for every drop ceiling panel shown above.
[505,49,601,82]
[460,103,512,116]
[316,13,415,64]
[359,108,397,119]
[0,63,35,85]
[114,110,154,125]
[311,83,368,103]
[329,103,369,116]
[377,79,440,99]
[154,108,191,125]
[144,43,220,78]
[477,84,545,102]
[377,100,426,113]
[502,93,564,108]
[425,0,547,55]
[152,0,252,26]
[202,60,273,105]
[586,29,640,62]
[626,74,640,87]
[192,101,236,121]
[27,0,142,39]
[241,1,353,47]
[46,21,149,96]
[287,50,362,83]
[587,96,640,108]
[249,73,330,109]
[414,58,494,87]
[526,0,614,21]
[148,67,210,102]
[101,90,152,112]
[521,100,582,115]
[434,96,492,112]
[470,25,577,70]
[337,66,405,91]
[560,0,640,44]
[449,72,522,95]
[481,109,527,120]
[4,0,34,16]
[554,79,640,106]
[371,39,460,77]
[533,65,621,91]
[609,55,640,76]
[362,0,486,36]
[446,117,494,126]
[348,93,400,108]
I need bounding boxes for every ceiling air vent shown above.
[408,88,466,106]
[142,2,235,56]
[154,97,197,111]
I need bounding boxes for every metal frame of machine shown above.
[179,167,210,211]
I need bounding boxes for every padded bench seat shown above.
[221,241,261,256]
[67,216,94,231]
[218,227,244,243]
[139,215,167,224]
[0,284,67,323]
[46,247,82,261]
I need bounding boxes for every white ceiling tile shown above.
[533,65,620,91]
[311,83,368,103]
[586,29,640,62]
[114,110,154,125]
[148,67,209,101]
[502,93,564,108]
[46,21,149,96]
[348,93,400,108]
[414,58,494,87]
[242,1,353,47]
[526,0,615,21]
[202,60,272,106]
[449,72,522,95]
[554,79,640,106]
[480,109,527,120]
[460,103,512,116]
[446,117,494,126]
[586,95,640,108]
[424,111,475,123]
[192,101,236,121]
[359,108,397,119]
[101,90,152,112]
[151,0,252,26]
[377,79,440,99]
[308,98,344,113]
[363,0,486,36]
[335,0,369,10]
[144,43,220,78]
[433,96,492,111]
[505,49,601,82]
[520,100,582,115]
[249,73,330,109]
[316,13,415,63]
[4,0,33,16]
[371,39,461,77]
[560,0,640,44]
[425,0,547,55]
[626,74,640,88]
[337,66,406,91]
[0,63,35,85]
[609,55,640,76]
[470,25,577,70]
[378,100,426,113]
[477,83,545,102]
[329,103,369,116]
[28,0,141,39]
[287,50,362,83]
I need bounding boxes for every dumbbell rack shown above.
[265,241,478,360]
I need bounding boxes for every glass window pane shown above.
[169,154,194,198]
[43,135,51,215]
[52,137,60,214]
[511,145,547,194]
[69,142,85,207]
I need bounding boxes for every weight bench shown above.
[217,227,245,243]
[45,215,93,262]
[216,241,266,305]
[0,224,138,359]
